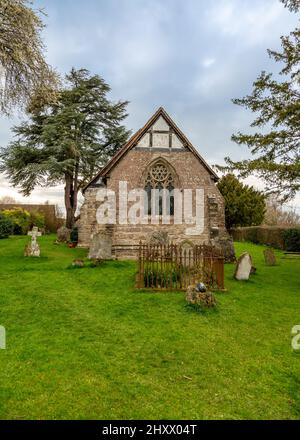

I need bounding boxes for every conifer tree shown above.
[217,174,266,229]
[0,68,130,228]
[219,0,300,201]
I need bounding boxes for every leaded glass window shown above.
[144,162,175,216]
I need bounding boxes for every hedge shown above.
[230,226,300,251]
[0,214,14,239]
[1,207,45,235]
[0,204,63,232]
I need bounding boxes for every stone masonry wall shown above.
[78,148,226,258]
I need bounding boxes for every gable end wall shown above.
[78,148,226,257]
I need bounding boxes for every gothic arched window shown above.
[144,162,175,216]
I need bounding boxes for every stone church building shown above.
[78,107,227,258]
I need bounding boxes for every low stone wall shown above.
[112,244,140,259]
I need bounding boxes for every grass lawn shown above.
[0,235,299,420]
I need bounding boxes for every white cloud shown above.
[0,0,299,207]
[202,57,216,68]
[208,0,286,46]
[101,3,171,92]
[0,177,66,208]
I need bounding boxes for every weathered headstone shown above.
[148,230,169,246]
[211,236,236,263]
[88,231,112,260]
[263,248,277,266]
[234,252,252,280]
[24,226,41,257]
[56,225,71,243]
[219,237,236,263]
[186,285,216,308]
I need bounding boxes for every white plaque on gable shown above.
[152,133,169,148]
[172,133,184,149]
[152,116,170,132]
[137,132,150,148]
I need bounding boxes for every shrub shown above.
[2,207,31,234]
[231,226,300,250]
[70,226,78,244]
[30,210,45,231]
[246,227,259,244]
[144,266,180,288]
[0,214,14,239]
[283,229,300,252]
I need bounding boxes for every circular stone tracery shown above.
[146,162,174,188]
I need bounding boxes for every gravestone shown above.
[234,252,252,280]
[88,231,112,260]
[148,230,169,246]
[180,240,194,265]
[186,285,216,308]
[56,225,71,243]
[24,226,41,257]
[263,248,277,266]
[211,235,236,263]
[218,237,236,263]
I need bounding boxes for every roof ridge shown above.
[83,107,218,192]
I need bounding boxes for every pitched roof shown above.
[83,107,219,191]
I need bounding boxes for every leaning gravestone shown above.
[234,252,252,280]
[24,226,41,257]
[88,231,112,260]
[263,248,277,266]
[56,225,71,243]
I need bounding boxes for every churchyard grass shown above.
[0,235,299,419]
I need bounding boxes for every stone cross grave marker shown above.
[25,226,42,257]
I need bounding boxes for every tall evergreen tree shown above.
[217,174,266,229]
[219,0,300,201]
[0,68,130,228]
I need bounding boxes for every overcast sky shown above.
[0,0,299,210]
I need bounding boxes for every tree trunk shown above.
[64,173,77,229]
